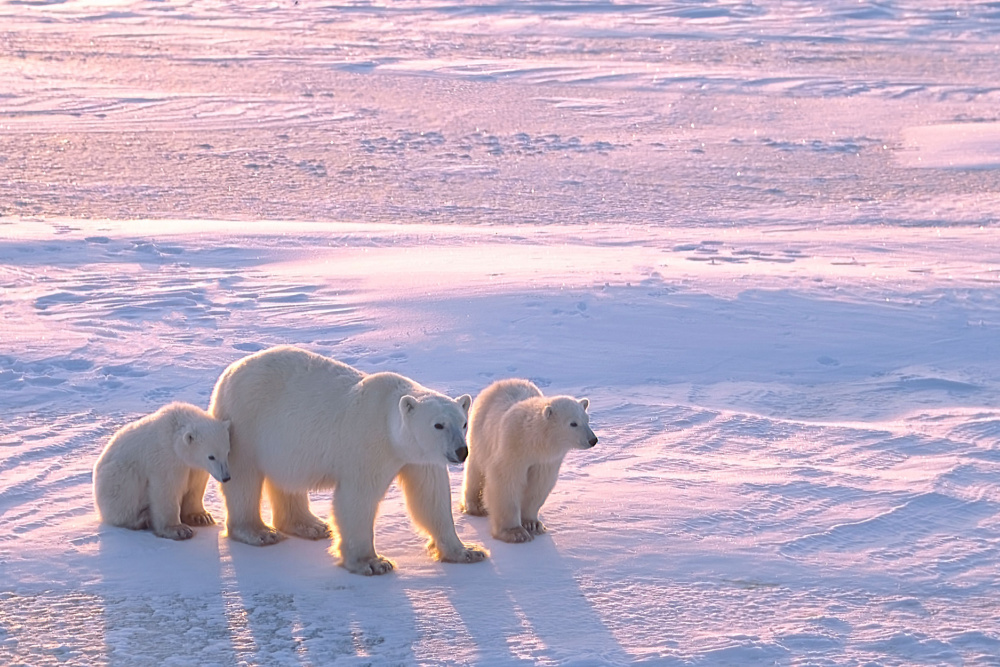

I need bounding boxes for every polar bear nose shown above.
[454,445,469,463]
[588,436,598,447]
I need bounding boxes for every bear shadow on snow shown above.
[437,530,631,664]
[94,522,250,664]
[221,514,427,662]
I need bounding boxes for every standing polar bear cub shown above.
[93,402,232,540]
[209,345,488,575]
[462,379,597,543]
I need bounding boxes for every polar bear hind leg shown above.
[460,457,487,517]
[266,480,331,540]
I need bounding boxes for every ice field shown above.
[2,1,1000,665]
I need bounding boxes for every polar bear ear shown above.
[543,405,554,419]
[183,430,195,445]
[222,419,232,432]
[580,398,590,411]
[457,394,472,414]
[400,395,419,416]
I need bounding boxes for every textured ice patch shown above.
[899,122,1000,170]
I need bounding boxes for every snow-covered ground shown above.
[3,1,1000,665]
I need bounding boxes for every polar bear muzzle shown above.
[208,457,231,483]
[446,424,469,463]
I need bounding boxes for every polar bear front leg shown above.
[333,479,395,575]
[520,461,561,535]
[484,467,533,543]
[148,474,195,540]
[222,468,283,546]
[399,464,488,564]
[266,481,331,540]
[180,468,215,526]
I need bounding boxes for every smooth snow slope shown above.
[2,1,1000,665]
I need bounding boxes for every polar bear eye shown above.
[570,422,578,428]
[208,455,216,461]
[434,423,445,430]
[463,422,468,430]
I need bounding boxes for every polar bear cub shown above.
[462,379,597,543]
[209,345,488,576]
[93,402,231,540]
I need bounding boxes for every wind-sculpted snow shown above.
[2,220,1000,665]
[3,0,1000,664]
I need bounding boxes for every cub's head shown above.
[176,414,232,483]
[398,393,473,465]
[544,396,597,452]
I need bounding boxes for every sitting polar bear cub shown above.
[93,402,231,540]
[462,379,597,543]
[209,345,488,576]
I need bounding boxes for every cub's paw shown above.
[495,526,533,543]
[522,519,547,535]
[229,526,284,546]
[348,555,395,576]
[156,524,195,541]
[182,511,215,527]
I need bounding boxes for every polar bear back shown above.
[97,402,218,468]
[468,379,542,461]
[210,345,425,491]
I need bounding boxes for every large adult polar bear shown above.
[209,345,488,575]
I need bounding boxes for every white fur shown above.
[208,345,487,575]
[462,379,597,543]
[93,402,232,540]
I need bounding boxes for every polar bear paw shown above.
[229,525,285,546]
[182,511,216,526]
[461,499,487,517]
[522,519,547,535]
[280,519,332,541]
[495,526,533,543]
[156,524,195,540]
[436,541,489,563]
[349,555,395,576]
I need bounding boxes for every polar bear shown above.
[461,379,597,543]
[93,402,232,540]
[209,345,488,575]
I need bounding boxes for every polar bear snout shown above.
[587,435,598,448]
[449,445,469,464]
[210,460,231,483]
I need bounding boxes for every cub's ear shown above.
[399,395,419,416]
[580,398,590,411]
[222,419,232,431]
[544,405,554,419]
[183,430,195,445]
[457,394,472,414]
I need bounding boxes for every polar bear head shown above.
[398,393,473,465]
[171,407,232,483]
[543,396,598,452]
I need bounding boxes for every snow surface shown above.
[2,1,1000,665]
